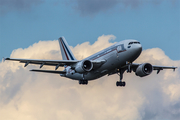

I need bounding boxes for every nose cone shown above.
[136,44,142,54]
[129,44,142,62]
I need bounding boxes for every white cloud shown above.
[0,35,180,120]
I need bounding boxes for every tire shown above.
[116,81,120,86]
[122,82,126,87]
[116,81,126,87]
[79,80,88,85]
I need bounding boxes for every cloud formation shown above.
[73,0,118,16]
[0,0,44,15]
[69,0,178,16]
[0,35,180,120]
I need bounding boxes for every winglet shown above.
[2,57,4,62]
[3,57,10,61]
[2,57,7,62]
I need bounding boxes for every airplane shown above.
[4,37,177,87]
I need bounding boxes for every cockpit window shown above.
[128,42,140,45]
[129,42,133,45]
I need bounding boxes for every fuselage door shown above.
[116,44,126,60]
[117,45,122,53]
[117,44,125,53]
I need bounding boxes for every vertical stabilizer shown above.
[58,37,77,60]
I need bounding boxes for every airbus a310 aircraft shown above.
[4,37,177,87]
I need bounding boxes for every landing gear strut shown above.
[116,69,126,87]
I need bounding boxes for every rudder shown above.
[58,37,77,60]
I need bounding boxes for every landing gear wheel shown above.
[84,80,88,84]
[116,81,126,87]
[79,80,88,85]
[122,81,126,86]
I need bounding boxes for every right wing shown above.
[5,58,79,70]
[4,58,106,70]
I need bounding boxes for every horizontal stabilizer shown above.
[30,69,66,74]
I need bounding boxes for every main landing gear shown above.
[116,69,126,87]
[116,81,126,87]
[79,74,88,85]
[79,80,88,85]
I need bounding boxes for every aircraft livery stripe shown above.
[91,48,117,60]
[88,45,117,60]
[60,38,69,60]
[61,39,74,60]
[88,45,126,60]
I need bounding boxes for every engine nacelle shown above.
[135,63,153,77]
[75,60,93,73]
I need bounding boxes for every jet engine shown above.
[75,60,93,73]
[135,63,153,77]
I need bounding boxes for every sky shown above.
[0,0,180,60]
[0,0,180,120]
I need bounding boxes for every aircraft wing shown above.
[151,65,177,74]
[131,63,177,70]
[121,63,177,74]
[4,58,79,70]
[151,65,177,70]
[30,69,66,74]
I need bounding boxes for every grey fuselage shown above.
[63,40,142,81]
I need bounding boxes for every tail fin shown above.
[58,37,77,60]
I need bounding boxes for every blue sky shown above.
[0,0,180,60]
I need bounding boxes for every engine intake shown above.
[75,60,93,73]
[135,63,153,77]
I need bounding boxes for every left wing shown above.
[108,63,177,77]
[151,65,177,74]
[123,63,177,74]
[5,58,79,70]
